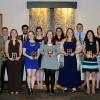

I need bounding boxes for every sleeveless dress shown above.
[23,41,40,69]
[58,41,81,88]
[7,40,21,92]
[82,41,98,72]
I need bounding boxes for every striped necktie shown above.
[79,32,82,44]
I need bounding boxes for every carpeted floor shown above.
[0,84,100,100]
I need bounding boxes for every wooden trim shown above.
[27,1,77,9]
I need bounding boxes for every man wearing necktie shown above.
[79,32,82,45]
[75,23,85,44]
[75,23,86,88]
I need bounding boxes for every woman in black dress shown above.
[55,27,65,85]
[5,29,22,94]
[35,26,44,89]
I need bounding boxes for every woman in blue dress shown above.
[23,31,40,94]
[82,30,99,94]
[58,28,82,92]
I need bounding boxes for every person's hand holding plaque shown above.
[31,51,36,59]
[47,49,53,57]
[86,51,93,58]
[66,49,72,56]
[12,52,17,60]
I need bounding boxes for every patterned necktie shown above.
[79,32,82,44]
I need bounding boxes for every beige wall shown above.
[0,0,100,34]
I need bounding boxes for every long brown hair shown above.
[65,28,77,42]
[9,29,19,43]
[44,30,56,45]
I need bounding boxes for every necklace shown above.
[30,42,35,46]
[90,42,93,45]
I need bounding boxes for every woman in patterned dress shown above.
[82,30,99,94]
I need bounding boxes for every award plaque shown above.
[31,51,36,59]
[12,52,17,60]
[86,51,93,58]
[67,49,72,55]
[47,49,53,57]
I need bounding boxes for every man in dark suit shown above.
[20,24,29,42]
[19,25,29,82]
[0,27,9,92]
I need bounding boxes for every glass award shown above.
[12,52,17,60]
[67,49,72,56]
[47,49,53,57]
[31,51,36,59]
[86,51,93,58]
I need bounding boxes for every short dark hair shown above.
[36,26,42,32]
[22,24,29,30]
[76,23,83,28]
[2,27,8,30]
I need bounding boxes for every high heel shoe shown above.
[28,88,31,94]
[72,88,76,93]
[31,88,33,94]
[10,91,14,95]
[15,91,19,95]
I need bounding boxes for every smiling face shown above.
[22,26,28,35]
[36,28,42,36]
[87,32,93,40]
[47,31,53,40]
[28,31,35,40]
[77,24,83,33]
[56,28,62,37]
[10,29,18,39]
[66,28,74,38]
[2,28,9,36]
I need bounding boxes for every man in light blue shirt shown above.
[75,23,85,45]
[75,23,86,88]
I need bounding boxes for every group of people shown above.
[0,23,100,95]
